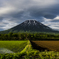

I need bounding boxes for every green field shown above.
[0,40,59,59]
[0,41,27,53]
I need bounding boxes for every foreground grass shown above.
[0,40,59,59]
[0,41,27,53]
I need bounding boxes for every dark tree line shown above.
[0,32,59,40]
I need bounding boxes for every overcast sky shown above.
[0,0,59,31]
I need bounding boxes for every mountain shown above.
[0,20,59,33]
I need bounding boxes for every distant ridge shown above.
[0,20,59,33]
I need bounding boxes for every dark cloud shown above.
[0,0,59,30]
[0,17,3,21]
[44,14,56,19]
[27,5,59,19]
[11,11,25,18]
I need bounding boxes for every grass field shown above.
[32,41,59,51]
[0,41,27,53]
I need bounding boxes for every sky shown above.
[0,0,59,31]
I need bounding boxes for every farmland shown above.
[0,40,59,59]
[32,41,59,51]
[0,41,27,53]
[0,36,59,59]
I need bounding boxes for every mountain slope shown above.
[0,20,58,33]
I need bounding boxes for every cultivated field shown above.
[0,41,27,53]
[32,41,59,51]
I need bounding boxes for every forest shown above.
[0,32,59,40]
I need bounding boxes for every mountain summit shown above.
[0,20,58,33]
[21,20,43,26]
[19,20,52,31]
